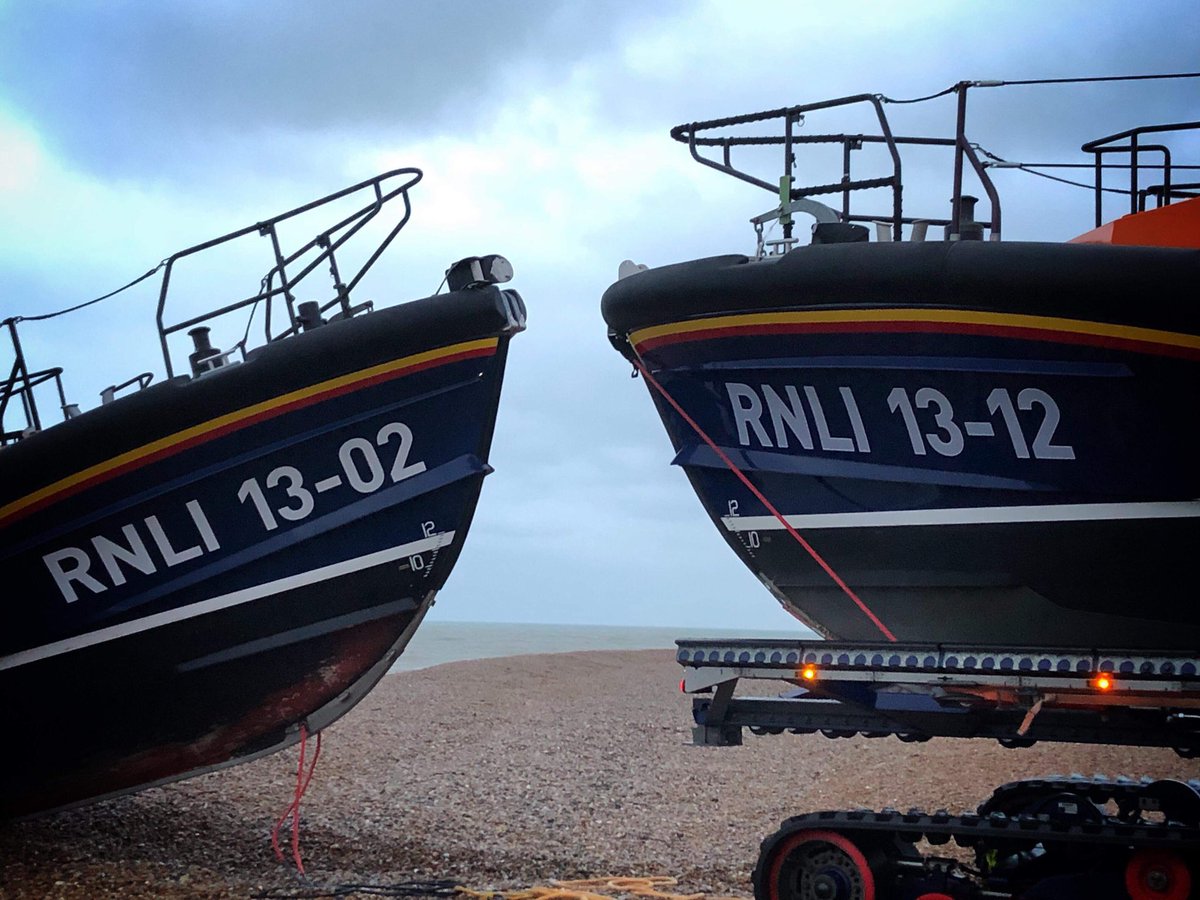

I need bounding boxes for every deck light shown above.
[1092,673,1115,691]
[801,664,818,681]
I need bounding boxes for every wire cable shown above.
[631,354,897,643]
[994,72,1200,87]
[999,165,1131,194]
[880,72,1200,105]
[975,145,1135,194]
[15,262,166,323]
[877,84,958,105]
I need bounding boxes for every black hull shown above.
[3,567,432,818]
[723,514,1199,647]
[603,242,1200,650]
[1,283,525,818]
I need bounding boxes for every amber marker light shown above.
[801,664,818,682]
[1092,673,1115,692]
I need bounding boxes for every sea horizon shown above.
[391,618,818,672]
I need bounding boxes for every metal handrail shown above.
[1081,122,1200,225]
[1,317,70,445]
[101,372,154,406]
[155,167,422,376]
[669,85,1200,247]
[670,87,1001,243]
[2,169,423,445]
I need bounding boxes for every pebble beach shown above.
[3,648,1197,898]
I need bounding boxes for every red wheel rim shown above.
[765,828,875,900]
[1125,849,1191,900]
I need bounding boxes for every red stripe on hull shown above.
[8,344,494,528]
[637,320,1200,361]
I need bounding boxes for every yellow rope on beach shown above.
[456,875,747,900]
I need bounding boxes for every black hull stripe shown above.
[175,598,418,674]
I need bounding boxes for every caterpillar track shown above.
[753,776,1200,899]
[676,639,1200,898]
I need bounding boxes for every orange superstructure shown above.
[1070,195,1200,248]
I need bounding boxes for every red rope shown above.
[271,722,323,876]
[633,356,897,643]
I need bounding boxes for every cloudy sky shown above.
[2,1,1197,630]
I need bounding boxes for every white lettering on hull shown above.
[725,382,868,453]
[8,532,456,673]
[725,382,1074,461]
[42,498,222,603]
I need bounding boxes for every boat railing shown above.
[99,372,155,406]
[1081,122,1200,226]
[1,169,423,446]
[670,88,1000,247]
[0,317,75,447]
[155,167,423,378]
[673,79,1200,252]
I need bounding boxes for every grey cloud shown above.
[573,0,1200,245]
[0,0,684,180]
[583,1,1200,147]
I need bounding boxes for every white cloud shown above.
[0,118,43,193]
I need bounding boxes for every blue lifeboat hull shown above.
[603,242,1200,648]
[1,285,525,817]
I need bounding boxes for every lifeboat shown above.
[603,86,1199,649]
[1,170,526,817]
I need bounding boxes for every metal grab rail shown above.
[669,86,1001,244]
[1081,122,1200,226]
[100,372,154,405]
[671,83,1200,247]
[0,317,70,446]
[2,169,424,446]
[155,167,423,377]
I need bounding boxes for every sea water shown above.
[391,620,815,672]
